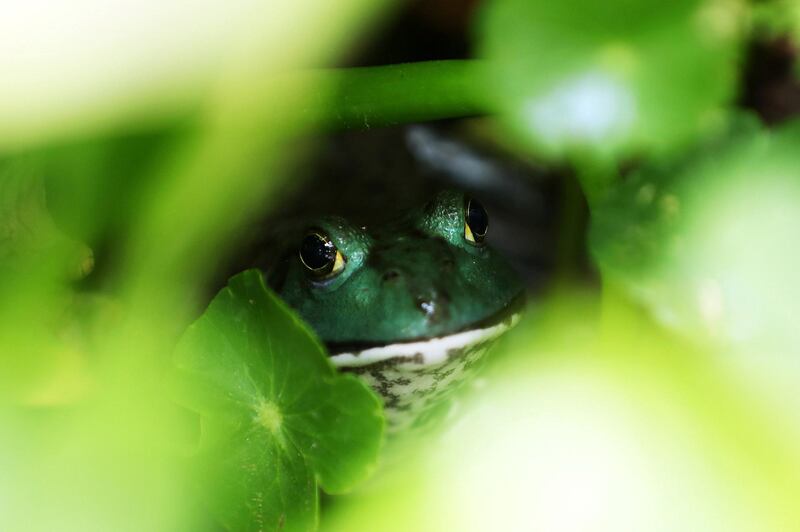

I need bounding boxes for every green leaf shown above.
[0,155,95,403]
[0,156,92,275]
[589,116,800,352]
[173,270,384,531]
[477,0,746,161]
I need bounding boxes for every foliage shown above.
[173,270,383,531]
[478,0,746,162]
[591,115,800,352]
[3,0,800,530]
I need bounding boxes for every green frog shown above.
[266,190,524,431]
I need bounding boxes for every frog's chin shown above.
[328,309,521,369]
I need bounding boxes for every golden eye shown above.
[299,229,346,278]
[464,198,488,245]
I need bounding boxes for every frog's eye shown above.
[299,229,346,278]
[464,198,488,246]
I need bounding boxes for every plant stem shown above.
[295,60,490,129]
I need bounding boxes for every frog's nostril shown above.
[415,296,437,318]
[382,270,401,282]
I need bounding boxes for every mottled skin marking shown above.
[344,339,495,431]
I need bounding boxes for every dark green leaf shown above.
[173,269,384,531]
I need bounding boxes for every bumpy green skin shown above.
[270,190,522,346]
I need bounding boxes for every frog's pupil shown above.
[300,233,336,272]
[467,199,488,237]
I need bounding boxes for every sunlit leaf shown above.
[325,294,800,532]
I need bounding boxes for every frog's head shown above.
[270,190,524,429]
[273,190,523,351]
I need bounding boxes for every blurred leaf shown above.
[173,270,383,531]
[750,0,798,38]
[39,123,189,245]
[1,0,389,530]
[325,293,800,532]
[0,156,95,403]
[477,0,746,161]
[0,0,392,153]
[590,115,800,354]
[779,0,800,41]
[0,156,92,273]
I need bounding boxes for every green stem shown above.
[296,60,491,129]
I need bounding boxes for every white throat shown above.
[330,312,521,369]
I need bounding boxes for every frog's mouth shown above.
[328,293,524,369]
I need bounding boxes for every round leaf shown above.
[173,270,384,531]
[478,0,746,161]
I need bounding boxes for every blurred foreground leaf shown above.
[1,0,388,529]
[0,157,95,403]
[590,116,800,354]
[173,270,383,531]
[478,0,745,161]
[0,156,92,275]
[325,293,800,532]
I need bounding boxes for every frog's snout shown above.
[414,292,450,323]
[379,265,451,323]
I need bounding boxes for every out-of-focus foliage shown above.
[325,294,800,532]
[0,0,389,530]
[39,127,185,245]
[3,0,800,529]
[771,0,800,38]
[0,162,93,403]
[590,116,800,355]
[173,270,383,531]
[589,115,800,451]
[478,0,746,161]
[0,1,384,149]
[751,0,797,38]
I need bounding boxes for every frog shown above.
[266,190,524,431]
